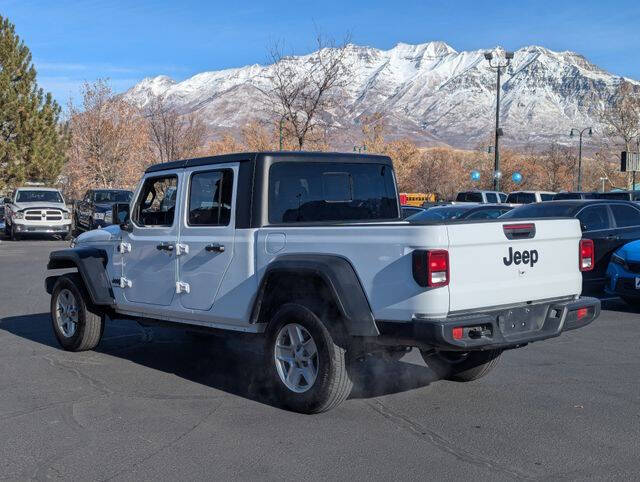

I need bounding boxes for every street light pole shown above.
[485,50,514,192]
[570,127,592,191]
[599,177,607,193]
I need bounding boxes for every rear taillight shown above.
[413,249,449,287]
[579,239,594,272]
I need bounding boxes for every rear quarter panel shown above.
[256,224,450,321]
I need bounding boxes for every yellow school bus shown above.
[399,192,437,206]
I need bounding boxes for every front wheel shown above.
[420,349,502,382]
[51,274,104,351]
[10,224,20,241]
[265,303,352,414]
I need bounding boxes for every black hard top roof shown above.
[145,151,393,174]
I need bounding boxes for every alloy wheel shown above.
[274,323,319,393]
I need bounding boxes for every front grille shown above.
[24,209,63,221]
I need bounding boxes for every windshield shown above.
[407,206,472,221]
[93,190,132,203]
[500,203,576,219]
[16,190,64,203]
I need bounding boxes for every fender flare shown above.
[251,254,378,337]
[46,248,114,306]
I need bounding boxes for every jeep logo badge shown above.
[503,247,538,267]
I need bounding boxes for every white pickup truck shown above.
[4,187,72,240]
[45,152,600,413]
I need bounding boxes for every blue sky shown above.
[3,0,640,106]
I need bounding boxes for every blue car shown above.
[605,239,640,304]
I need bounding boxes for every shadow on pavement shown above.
[600,297,640,315]
[0,312,437,409]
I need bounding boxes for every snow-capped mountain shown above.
[123,41,639,148]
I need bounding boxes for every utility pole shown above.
[485,50,514,191]
[570,127,592,191]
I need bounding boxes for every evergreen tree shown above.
[0,15,67,190]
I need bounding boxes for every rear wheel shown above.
[10,224,20,241]
[51,274,104,351]
[619,295,640,309]
[421,349,502,382]
[265,303,352,414]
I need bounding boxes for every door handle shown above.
[156,243,174,251]
[605,235,619,240]
[205,243,225,253]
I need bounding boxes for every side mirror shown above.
[112,203,132,231]
[3,197,10,204]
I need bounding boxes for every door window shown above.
[188,169,233,226]
[577,206,611,231]
[610,204,640,228]
[132,175,178,227]
[485,193,498,203]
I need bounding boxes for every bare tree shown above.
[599,80,640,187]
[146,96,207,163]
[66,80,152,199]
[259,33,350,150]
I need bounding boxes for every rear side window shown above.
[597,192,631,201]
[188,169,233,226]
[133,175,178,227]
[269,162,398,223]
[610,204,640,228]
[499,193,507,202]
[540,193,555,201]
[506,193,523,203]
[577,206,611,231]
[456,192,482,202]
[485,193,498,203]
[553,193,580,200]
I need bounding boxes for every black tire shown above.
[10,224,20,241]
[265,303,352,414]
[620,295,640,306]
[50,273,104,351]
[420,349,502,382]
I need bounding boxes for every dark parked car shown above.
[407,203,513,221]
[75,189,133,231]
[595,190,640,201]
[400,205,424,218]
[500,200,640,292]
[552,192,599,200]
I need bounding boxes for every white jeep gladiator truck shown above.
[4,187,72,240]
[45,152,600,413]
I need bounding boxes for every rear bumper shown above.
[376,296,600,351]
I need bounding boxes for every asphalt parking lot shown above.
[0,237,639,480]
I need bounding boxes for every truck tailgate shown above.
[446,219,582,312]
